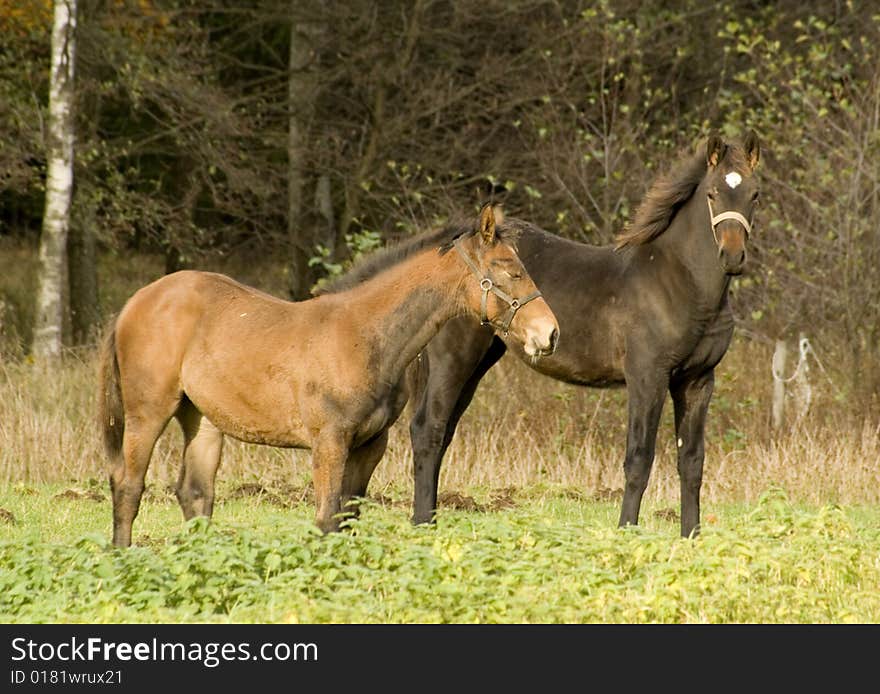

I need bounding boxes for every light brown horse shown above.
[98,204,559,547]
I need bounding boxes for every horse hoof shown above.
[316,517,341,534]
[411,514,437,527]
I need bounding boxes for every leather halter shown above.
[707,196,752,247]
[453,236,542,335]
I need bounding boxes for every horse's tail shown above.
[97,319,124,462]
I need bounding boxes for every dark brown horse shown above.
[339,131,760,537]
[98,204,559,547]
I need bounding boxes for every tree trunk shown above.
[315,173,335,251]
[33,0,77,360]
[164,167,200,275]
[68,212,99,345]
[287,12,317,300]
[339,85,385,251]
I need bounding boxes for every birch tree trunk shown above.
[33,0,77,360]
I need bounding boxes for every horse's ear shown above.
[743,129,761,170]
[706,132,725,168]
[477,203,498,244]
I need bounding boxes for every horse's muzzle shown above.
[525,325,559,358]
[719,246,746,275]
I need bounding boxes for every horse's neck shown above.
[651,193,730,310]
[338,247,468,380]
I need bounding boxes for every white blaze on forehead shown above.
[725,171,743,189]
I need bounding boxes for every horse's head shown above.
[455,203,559,358]
[705,131,761,275]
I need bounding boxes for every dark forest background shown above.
[2,0,880,401]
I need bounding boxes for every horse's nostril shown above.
[720,247,746,270]
[549,327,559,351]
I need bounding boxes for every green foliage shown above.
[344,229,383,260]
[306,244,342,278]
[308,228,383,290]
[1,486,878,623]
[713,4,880,393]
[0,2,50,235]
[4,1,880,393]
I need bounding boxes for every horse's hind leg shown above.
[175,400,224,521]
[111,412,172,548]
[671,370,714,538]
[341,431,389,518]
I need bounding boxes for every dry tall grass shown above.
[2,337,878,510]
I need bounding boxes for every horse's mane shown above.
[614,150,707,250]
[318,215,524,294]
[614,142,754,250]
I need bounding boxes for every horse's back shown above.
[508,224,729,385]
[117,270,296,342]
[117,271,226,357]
[113,271,291,400]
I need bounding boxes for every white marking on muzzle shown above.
[524,318,558,357]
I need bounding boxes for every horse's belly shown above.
[182,371,310,448]
[520,345,625,388]
[197,401,309,448]
[217,414,308,447]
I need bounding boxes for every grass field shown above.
[1,350,879,624]
[2,245,879,624]
[2,481,879,624]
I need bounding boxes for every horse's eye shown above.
[751,191,760,204]
[506,271,523,280]
[707,189,717,202]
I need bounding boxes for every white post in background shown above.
[772,335,819,432]
[793,333,812,421]
[771,339,788,431]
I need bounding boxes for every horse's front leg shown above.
[408,324,501,525]
[671,370,715,538]
[311,430,351,533]
[618,373,668,529]
[340,430,390,518]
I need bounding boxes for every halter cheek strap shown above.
[453,237,542,335]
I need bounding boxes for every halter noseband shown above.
[453,237,542,335]
[707,196,752,247]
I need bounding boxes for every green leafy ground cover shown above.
[1,484,878,624]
